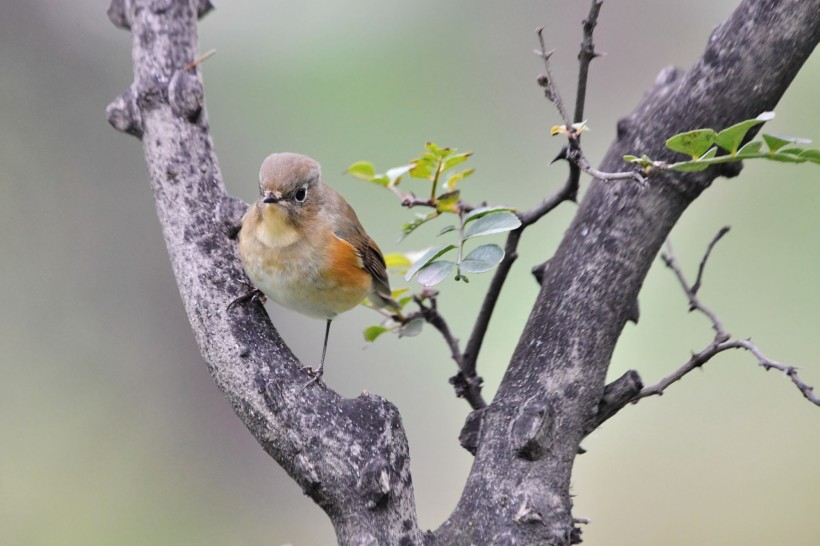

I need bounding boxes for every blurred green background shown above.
[2,1,818,544]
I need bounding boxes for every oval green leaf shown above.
[464,206,516,224]
[364,325,389,342]
[763,133,812,153]
[798,149,820,164]
[346,161,375,180]
[398,317,424,338]
[460,244,504,273]
[464,210,522,240]
[405,244,456,281]
[714,112,774,155]
[736,140,763,156]
[416,260,455,287]
[666,129,717,159]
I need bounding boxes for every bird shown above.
[233,152,400,388]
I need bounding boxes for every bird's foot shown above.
[298,366,324,392]
[227,283,266,311]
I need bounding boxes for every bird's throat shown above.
[256,206,300,248]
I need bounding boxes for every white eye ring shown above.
[294,186,307,202]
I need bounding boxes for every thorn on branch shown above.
[636,233,820,408]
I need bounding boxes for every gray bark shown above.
[106,0,819,544]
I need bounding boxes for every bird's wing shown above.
[333,206,399,313]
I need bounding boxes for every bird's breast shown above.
[239,217,372,319]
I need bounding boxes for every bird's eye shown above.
[294,187,307,202]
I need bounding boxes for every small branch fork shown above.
[635,229,820,406]
[535,17,645,185]
[400,1,608,410]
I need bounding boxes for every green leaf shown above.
[698,147,718,161]
[444,168,475,192]
[368,174,390,187]
[671,160,712,172]
[437,225,456,236]
[763,133,811,153]
[400,211,439,241]
[666,129,717,159]
[714,112,774,155]
[464,210,522,239]
[346,161,376,180]
[364,325,389,342]
[384,253,412,270]
[398,317,424,337]
[460,244,505,273]
[409,158,435,180]
[425,142,443,155]
[736,140,763,156]
[442,152,472,172]
[405,244,457,281]
[416,260,455,287]
[463,206,515,224]
[624,154,655,168]
[436,190,461,213]
[798,149,820,164]
[768,151,806,163]
[670,147,719,172]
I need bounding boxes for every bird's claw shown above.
[227,286,266,311]
[297,367,324,392]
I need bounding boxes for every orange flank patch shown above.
[326,234,372,292]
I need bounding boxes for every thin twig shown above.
[535,28,571,126]
[460,6,607,380]
[574,0,603,125]
[572,146,645,184]
[411,296,486,410]
[635,232,819,407]
[691,226,730,297]
[461,175,578,377]
[660,239,728,340]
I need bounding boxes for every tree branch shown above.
[436,1,820,543]
[106,1,423,544]
[460,2,607,400]
[634,232,819,406]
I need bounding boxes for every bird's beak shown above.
[262,191,280,204]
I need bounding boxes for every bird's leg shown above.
[227,279,267,311]
[300,319,332,390]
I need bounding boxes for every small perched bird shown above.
[235,152,399,387]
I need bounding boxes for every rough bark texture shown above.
[107,0,818,544]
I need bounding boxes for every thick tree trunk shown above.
[106,0,818,544]
[436,1,820,543]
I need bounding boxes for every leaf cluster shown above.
[625,112,820,172]
[347,143,522,341]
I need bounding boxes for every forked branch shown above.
[635,230,819,406]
